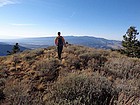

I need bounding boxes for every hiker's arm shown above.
[62,37,66,47]
[55,37,58,46]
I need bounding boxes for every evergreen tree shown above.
[122,26,140,58]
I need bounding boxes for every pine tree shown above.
[122,26,140,58]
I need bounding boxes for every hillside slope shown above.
[0,45,139,105]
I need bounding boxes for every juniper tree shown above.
[122,26,140,58]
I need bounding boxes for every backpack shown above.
[58,36,63,46]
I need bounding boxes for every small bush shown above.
[79,51,107,69]
[3,81,44,105]
[34,58,60,82]
[23,48,44,61]
[35,58,59,72]
[104,57,140,79]
[46,73,116,105]
[64,46,77,54]
[64,54,81,70]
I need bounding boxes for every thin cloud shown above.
[11,23,36,26]
[0,0,19,7]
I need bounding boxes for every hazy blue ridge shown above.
[0,36,122,53]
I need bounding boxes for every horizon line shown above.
[0,35,122,41]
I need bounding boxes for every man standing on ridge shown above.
[55,32,66,59]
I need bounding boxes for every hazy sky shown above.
[0,0,140,40]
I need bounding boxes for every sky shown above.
[0,0,140,40]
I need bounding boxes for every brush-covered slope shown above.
[0,45,140,105]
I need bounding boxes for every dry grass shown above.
[0,45,140,105]
[45,73,117,105]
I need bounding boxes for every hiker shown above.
[55,32,66,59]
[12,43,20,53]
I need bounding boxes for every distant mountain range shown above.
[0,36,122,56]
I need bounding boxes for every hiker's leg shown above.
[59,46,63,59]
[57,46,61,59]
